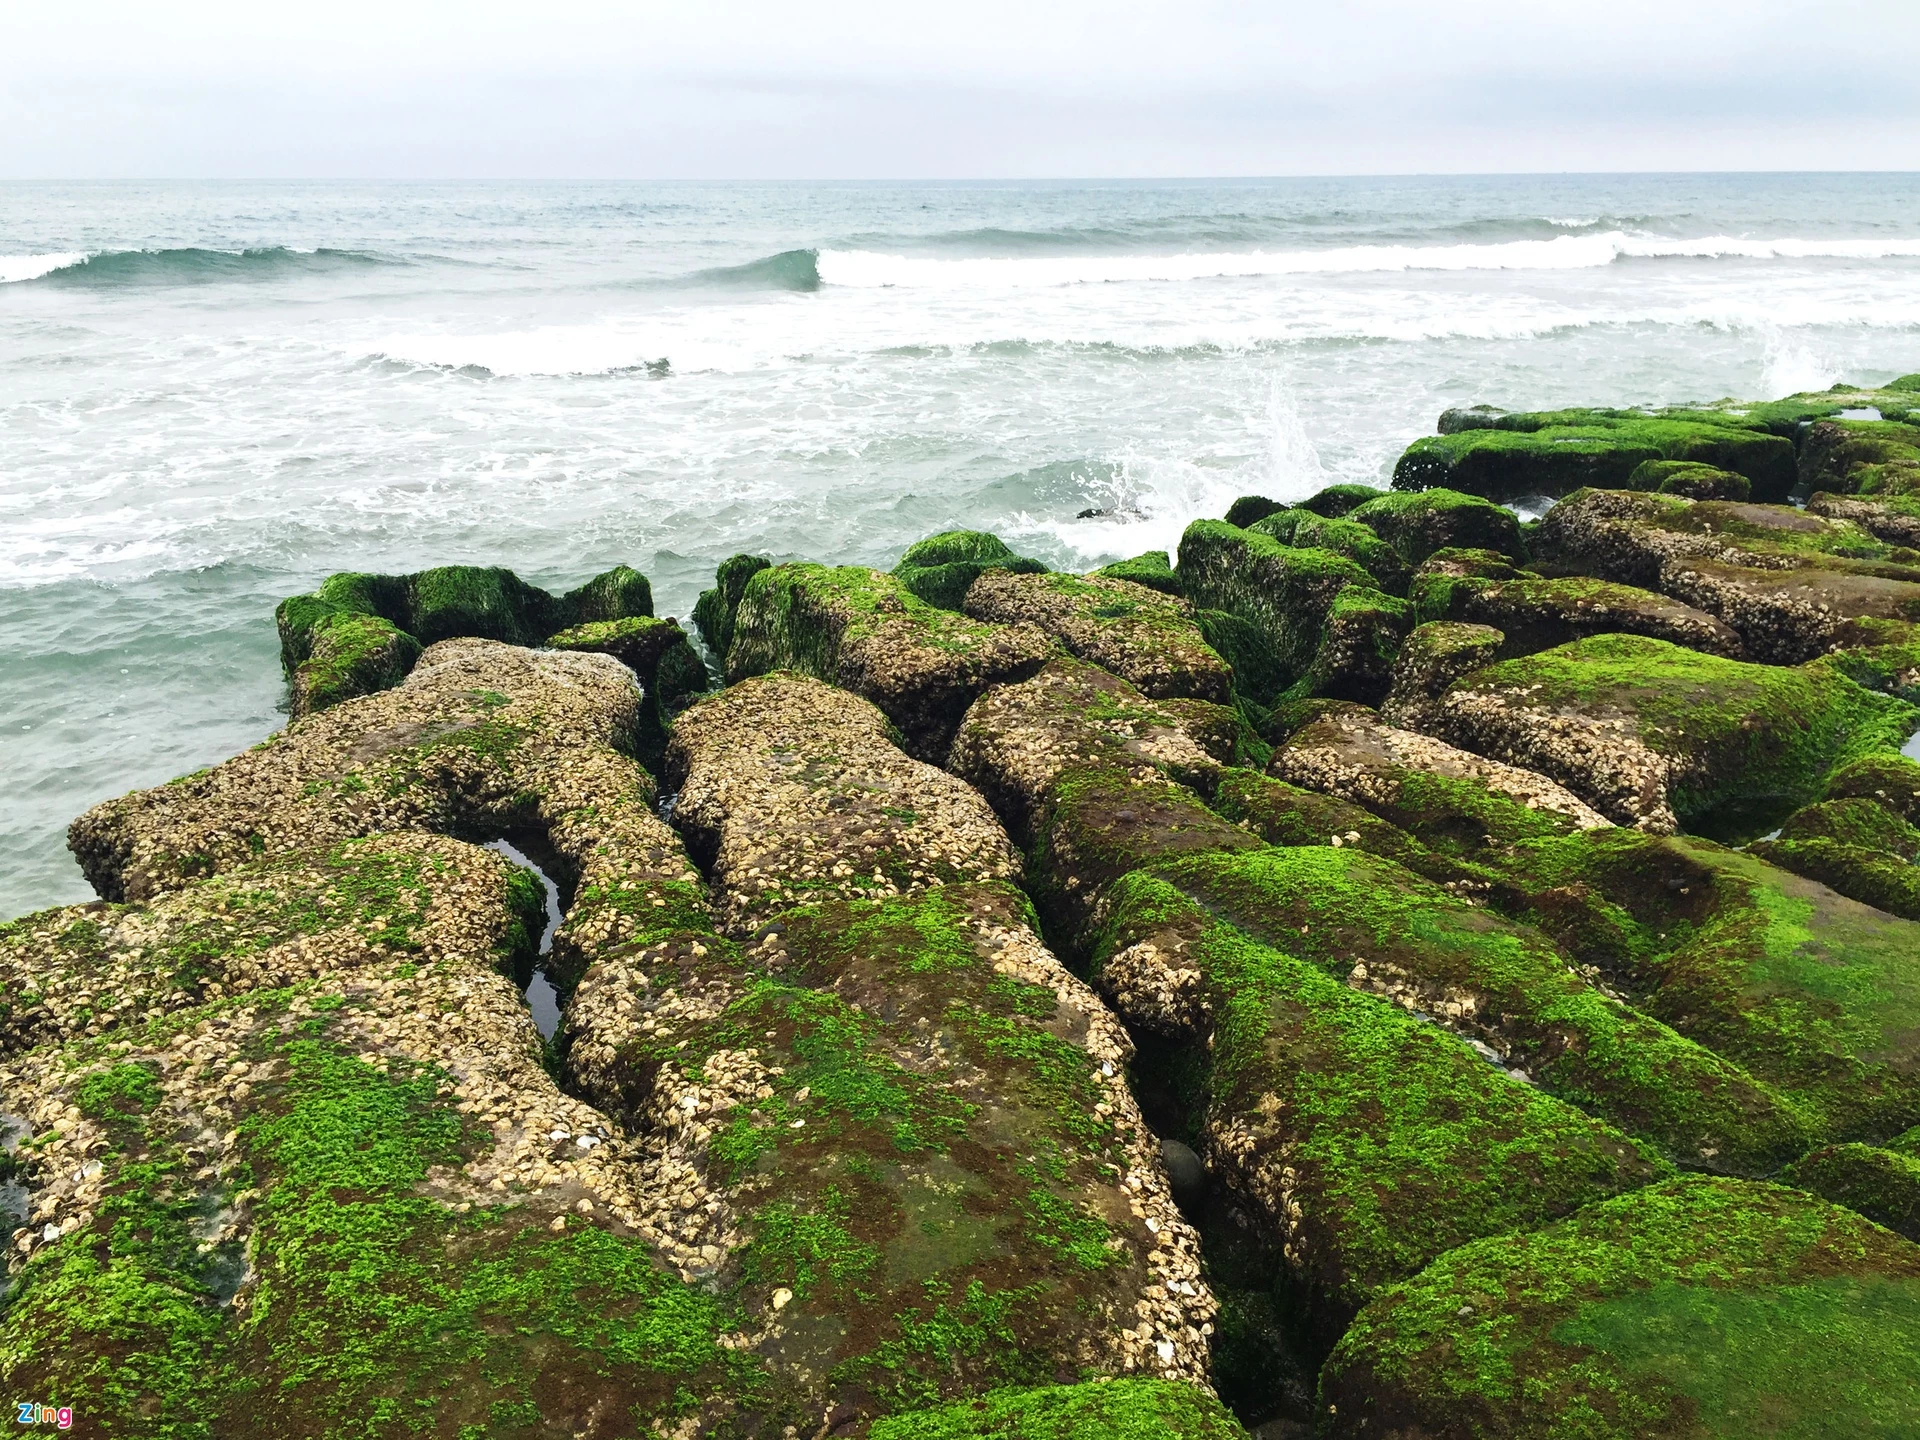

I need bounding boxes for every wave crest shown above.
[1,245,399,287]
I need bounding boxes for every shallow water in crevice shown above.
[484,838,563,1040]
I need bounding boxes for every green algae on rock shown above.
[1423,633,1918,835]
[693,552,773,660]
[1090,875,1665,1332]
[1246,510,1411,595]
[893,530,1048,612]
[1320,1173,1920,1440]
[962,570,1233,703]
[870,1379,1251,1440]
[276,563,657,716]
[1346,488,1525,566]
[1298,483,1386,519]
[1781,1143,1920,1243]
[545,613,713,769]
[726,562,1055,763]
[1092,550,1183,597]
[1626,458,1752,501]
[1410,566,1745,661]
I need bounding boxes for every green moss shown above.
[1222,496,1285,528]
[1749,836,1920,924]
[1176,521,1374,692]
[1394,412,1797,503]
[1348,488,1525,565]
[1092,551,1182,596]
[1776,796,1920,856]
[1299,483,1386,519]
[1459,634,1919,829]
[1250,512,1409,594]
[692,552,772,660]
[869,1379,1251,1440]
[1782,1143,1920,1242]
[893,531,1048,611]
[294,612,423,714]
[1824,751,1920,823]
[1322,1174,1920,1440]
[1627,459,1752,501]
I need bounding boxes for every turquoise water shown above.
[5,174,1920,918]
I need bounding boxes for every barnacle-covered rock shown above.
[892,529,1047,611]
[545,613,713,769]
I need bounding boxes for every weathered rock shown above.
[1277,704,1611,834]
[1321,1174,1920,1440]
[947,659,1253,955]
[1347,489,1525,566]
[1782,1142,1920,1242]
[545,613,713,768]
[276,563,655,714]
[893,529,1048,611]
[66,638,707,988]
[1421,633,1917,834]
[1627,458,1751,500]
[1294,584,1416,708]
[0,840,763,1439]
[692,552,772,659]
[1531,488,1920,665]
[1297,483,1386,519]
[1094,549,1183,596]
[869,1378,1251,1439]
[1247,511,1411,595]
[1808,489,1920,548]
[1090,874,1664,1332]
[1222,496,1286,529]
[1396,409,1798,503]
[665,672,1020,936]
[1378,619,1508,728]
[1410,562,1745,661]
[1128,846,1808,1175]
[1798,416,1920,496]
[963,570,1233,703]
[726,563,1055,763]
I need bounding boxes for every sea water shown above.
[4,174,1919,918]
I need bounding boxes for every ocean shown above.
[4,173,1919,919]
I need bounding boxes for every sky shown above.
[4,0,1919,178]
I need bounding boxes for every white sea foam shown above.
[815,233,1920,289]
[0,252,87,284]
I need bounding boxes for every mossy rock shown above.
[1393,412,1797,504]
[275,563,656,715]
[1091,874,1665,1333]
[1627,459,1751,501]
[1176,521,1374,693]
[692,552,771,659]
[1419,573,1745,661]
[1748,834,1920,923]
[1824,751,1920,823]
[963,570,1232,703]
[1298,482,1386,519]
[892,529,1048,611]
[1808,490,1920,548]
[1349,488,1525,566]
[1093,549,1183,596]
[1380,620,1508,728]
[1296,585,1415,708]
[1222,495,1286,528]
[1799,417,1920,496]
[727,563,1055,762]
[545,614,712,771]
[1249,510,1412,595]
[1404,548,1524,620]
[1321,1173,1920,1440]
[871,1380,1251,1440]
[1774,795,1920,857]
[288,611,423,719]
[1136,845,1808,1174]
[1426,633,1919,835]
[1782,1143,1920,1243]
[1192,608,1292,709]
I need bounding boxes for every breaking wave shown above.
[1,246,400,287]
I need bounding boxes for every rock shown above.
[1159,1138,1209,1211]
[1297,483,1385,519]
[1323,1175,1920,1440]
[870,1379,1252,1440]
[962,570,1233,703]
[1394,410,1798,504]
[544,614,712,769]
[1782,1143,1920,1242]
[65,638,707,989]
[1530,488,1920,667]
[1799,416,1920,496]
[1247,511,1411,595]
[892,529,1047,611]
[1421,633,1917,834]
[0,838,760,1438]
[1223,495,1286,528]
[1131,845,1809,1175]
[1175,521,1388,700]
[1749,820,1920,923]
[1824,750,1920,822]
[288,611,423,719]
[1347,489,1525,565]
[947,658,1254,955]
[726,563,1055,763]
[691,552,771,659]
[1278,703,1611,833]
[1410,564,1746,660]
[1297,585,1416,708]
[276,563,655,714]
[1379,621,1508,727]
[1627,458,1751,500]
[664,672,1020,936]
[1091,873,1665,1333]
[1808,489,1920,548]
[1093,549,1184,596]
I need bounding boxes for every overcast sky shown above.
[5,0,1919,178]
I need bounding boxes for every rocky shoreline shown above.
[6,376,1920,1437]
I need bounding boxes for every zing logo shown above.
[14,1405,72,1430]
